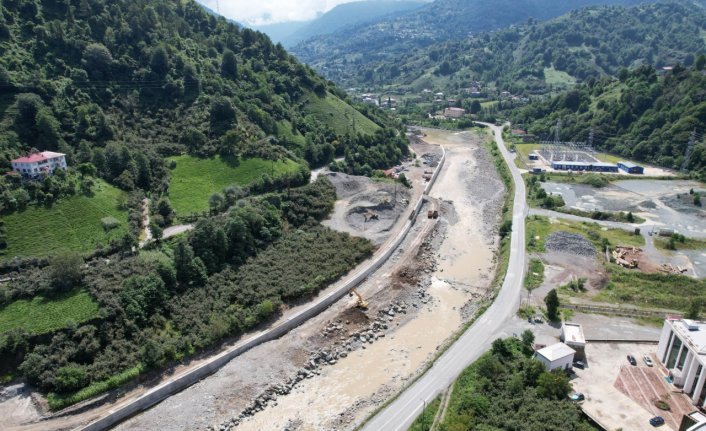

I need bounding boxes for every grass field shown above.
[303,93,379,136]
[544,67,577,87]
[168,156,301,215]
[0,288,100,335]
[593,265,706,311]
[0,180,128,262]
[526,215,644,254]
[654,236,706,251]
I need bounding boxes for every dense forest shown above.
[335,1,706,95]
[0,0,407,205]
[440,335,597,431]
[292,0,653,88]
[512,65,706,176]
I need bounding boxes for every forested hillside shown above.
[0,0,403,408]
[512,64,706,176]
[0,0,402,196]
[327,1,706,95]
[292,0,650,87]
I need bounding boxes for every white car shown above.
[643,355,654,367]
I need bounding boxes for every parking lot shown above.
[573,342,694,431]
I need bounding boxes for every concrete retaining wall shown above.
[80,145,447,431]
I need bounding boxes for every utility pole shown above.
[554,118,562,144]
[681,129,697,173]
[588,127,594,148]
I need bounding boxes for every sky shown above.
[195,0,363,25]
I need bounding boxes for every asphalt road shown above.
[361,123,528,431]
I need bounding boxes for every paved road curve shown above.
[362,123,528,431]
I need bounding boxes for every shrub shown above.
[101,216,120,231]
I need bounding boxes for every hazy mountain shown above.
[281,0,426,47]
[253,20,312,45]
[292,0,654,86]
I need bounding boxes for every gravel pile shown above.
[545,231,596,257]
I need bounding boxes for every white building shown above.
[561,322,586,359]
[657,318,706,408]
[11,151,67,177]
[534,342,576,371]
[443,107,465,119]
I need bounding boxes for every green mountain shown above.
[292,0,651,87]
[512,64,706,176]
[0,0,394,199]
[280,0,426,48]
[361,1,706,96]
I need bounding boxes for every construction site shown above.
[107,128,506,431]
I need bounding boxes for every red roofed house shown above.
[11,151,67,177]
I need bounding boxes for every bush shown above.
[101,216,120,231]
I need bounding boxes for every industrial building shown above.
[534,342,576,371]
[617,161,644,174]
[550,161,619,173]
[657,318,706,408]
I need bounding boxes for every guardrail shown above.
[79,145,446,431]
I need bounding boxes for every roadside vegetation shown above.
[654,234,706,251]
[525,259,545,291]
[483,129,515,293]
[438,336,597,431]
[594,266,706,312]
[407,395,442,431]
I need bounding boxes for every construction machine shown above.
[349,288,369,310]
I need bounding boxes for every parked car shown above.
[644,355,654,367]
[573,360,585,369]
[627,355,637,366]
[569,392,585,401]
[649,416,665,426]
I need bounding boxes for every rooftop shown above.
[562,322,586,345]
[551,161,617,168]
[536,342,575,362]
[12,151,66,164]
[669,318,706,355]
[618,161,641,169]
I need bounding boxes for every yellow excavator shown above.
[349,289,369,310]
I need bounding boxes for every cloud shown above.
[196,0,359,25]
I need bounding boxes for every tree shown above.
[695,193,702,207]
[35,109,64,151]
[83,43,113,77]
[54,366,88,392]
[209,97,236,136]
[521,329,535,350]
[209,192,225,213]
[470,100,482,115]
[545,289,560,321]
[537,370,572,400]
[149,221,163,242]
[49,251,84,291]
[696,54,706,71]
[221,49,238,79]
[687,299,702,320]
[150,46,170,77]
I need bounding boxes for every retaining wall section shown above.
[80,145,446,431]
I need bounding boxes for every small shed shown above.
[534,342,576,371]
[561,322,586,360]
